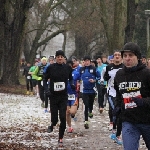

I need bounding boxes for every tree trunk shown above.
[124,0,138,43]
[2,0,31,85]
[113,0,126,50]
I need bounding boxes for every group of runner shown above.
[22,42,150,149]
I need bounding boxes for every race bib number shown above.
[68,94,75,101]
[27,76,31,79]
[54,82,65,91]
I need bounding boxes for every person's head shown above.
[147,58,150,68]
[41,57,47,65]
[141,55,147,65]
[101,54,107,63]
[121,42,141,68]
[55,50,65,64]
[108,55,114,64]
[26,62,31,67]
[96,55,102,64]
[113,50,122,64]
[80,59,85,67]
[71,56,79,67]
[91,59,97,67]
[64,56,67,64]
[49,56,55,64]
[66,59,73,67]
[83,56,91,66]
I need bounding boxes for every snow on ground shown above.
[0,93,147,150]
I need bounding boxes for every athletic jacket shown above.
[45,63,73,95]
[67,68,80,95]
[80,65,100,94]
[104,63,124,97]
[114,62,150,124]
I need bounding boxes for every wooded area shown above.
[0,0,150,85]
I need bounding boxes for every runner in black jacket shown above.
[45,50,74,146]
[114,42,150,150]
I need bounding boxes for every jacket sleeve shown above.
[96,69,100,81]
[32,66,40,80]
[114,76,122,108]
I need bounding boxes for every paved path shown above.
[0,93,147,150]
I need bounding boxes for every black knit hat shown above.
[83,55,91,61]
[55,50,64,57]
[121,42,141,59]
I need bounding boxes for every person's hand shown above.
[131,97,144,106]
[37,77,42,80]
[89,79,95,83]
[70,84,76,90]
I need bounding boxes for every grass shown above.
[0,72,27,95]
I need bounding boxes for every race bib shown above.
[54,82,65,91]
[68,94,75,101]
[125,102,137,109]
[27,76,31,79]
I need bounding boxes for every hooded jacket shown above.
[114,62,150,124]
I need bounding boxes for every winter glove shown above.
[131,97,144,106]
[70,84,76,90]
[112,107,121,116]
[37,77,42,80]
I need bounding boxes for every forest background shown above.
[0,0,150,85]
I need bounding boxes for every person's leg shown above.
[58,95,67,140]
[88,93,95,113]
[26,79,30,94]
[30,79,33,92]
[122,122,140,150]
[48,95,59,132]
[44,92,49,112]
[66,105,71,128]
[138,124,150,149]
[82,94,89,122]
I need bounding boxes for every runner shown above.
[96,55,107,113]
[66,59,80,133]
[114,42,150,149]
[22,62,33,95]
[103,50,123,145]
[79,56,100,129]
[45,50,74,146]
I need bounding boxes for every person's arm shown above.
[101,66,106,81]
[114,76,122,108]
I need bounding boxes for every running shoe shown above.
[99,108,103,113]
[58,139,63,147]
[26,91,30,95]
[41,102,44,108]
[47,126,53,133]
[67,127,74,133]
[88,113,93,118]
[115,136,123,145]
[109,133,116,140]
[30,92,33,95]
[84,121,89,129]
[108,123,113,131]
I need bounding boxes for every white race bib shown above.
[54,82,65,91]
[68,94,75,101]
[41,81,43,86]
[27,76,31,79]
[125,102,137,109]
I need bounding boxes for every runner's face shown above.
[123,51,138,68]
[56,55,64,64]
[84,59,91,66]
[113,52,122,63]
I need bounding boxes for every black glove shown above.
[131,97,144,106]
[112,107,121,116]
[70,84,76,90]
